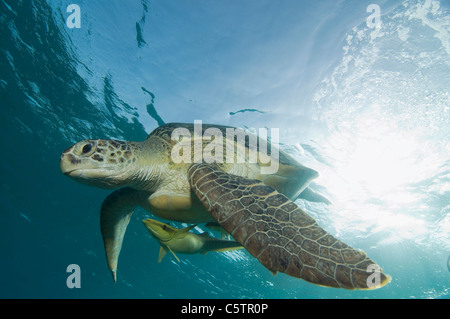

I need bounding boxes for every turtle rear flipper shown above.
[188,163,390,290]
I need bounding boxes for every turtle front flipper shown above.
[188,163,391,290]
[100,187,150,282]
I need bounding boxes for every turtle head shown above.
[60,139,139,189]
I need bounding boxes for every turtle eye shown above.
[82,144,92,154]
[162,225,167,230]
[80,141,96,156]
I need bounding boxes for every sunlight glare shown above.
[328,116,421,199]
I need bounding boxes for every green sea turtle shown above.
[60,122,390,289]
[142,218,243,263]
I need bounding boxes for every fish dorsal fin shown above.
[173,224,197,240]
[180,224,197,233]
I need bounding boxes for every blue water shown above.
[1,0,449,298]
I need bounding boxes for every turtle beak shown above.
[60,153,72,175]
[60,148,80,176]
